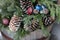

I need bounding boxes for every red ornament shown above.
[27,7,33,15]
[2,18,9,25]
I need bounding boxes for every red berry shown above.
[27,7,33,15]
[2,18,9,25]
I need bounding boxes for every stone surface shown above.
[50,22,60,40]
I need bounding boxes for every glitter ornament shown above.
[2,18,9,25]
[35,5,43,11]
[40,5,49,14]
[34,4,43,14]
[33,9,39,14]
[27,7,33,15]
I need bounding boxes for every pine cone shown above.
[24,19,39,32]
[20,0,33,14]
[8,15,22,32]
[42,16,54,26]
[31,19,39,29]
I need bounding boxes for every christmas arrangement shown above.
[0,0,60,40]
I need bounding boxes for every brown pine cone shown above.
[31,19,39,29]
[24,19,39,32]
[42,16,54,26]
[8,15,22,32]
[20,0,33,14]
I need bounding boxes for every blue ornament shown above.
[35,5,43,11]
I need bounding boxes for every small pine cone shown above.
[24,19,39,32]
[31,19,39,29]
[42,16,54,26]
[20,0,33,14]
[8,15,22,32]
